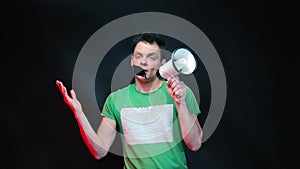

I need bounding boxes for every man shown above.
[56,33,202,168]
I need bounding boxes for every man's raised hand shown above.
[56,80,83,114]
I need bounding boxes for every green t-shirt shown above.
[101,80,200,169]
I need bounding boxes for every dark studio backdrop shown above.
[2,0,296,169]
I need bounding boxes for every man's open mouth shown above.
[133,65,148,78]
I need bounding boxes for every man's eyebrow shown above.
[134,51,143,55]
[146,52,158,57]
[134,51,158,57]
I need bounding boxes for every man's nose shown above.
[140,57,148,67]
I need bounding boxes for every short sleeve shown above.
[101,94,116,121]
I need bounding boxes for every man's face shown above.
[131,41,165,81]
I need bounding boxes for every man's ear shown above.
[161,59,166,65]
[130,55,133,66]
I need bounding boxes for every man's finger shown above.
[58,82,66,95]
[56,81,63,93]
[70,90,76,99]
[56,80,70,98]
[171,80,178,89]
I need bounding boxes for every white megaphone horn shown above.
[158,48,197,79]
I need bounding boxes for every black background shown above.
[2,0,297,169]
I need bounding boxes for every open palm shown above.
[56,80,83,114]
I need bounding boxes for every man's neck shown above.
[135,77,164,94]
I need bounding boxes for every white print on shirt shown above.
[121,104,174,145]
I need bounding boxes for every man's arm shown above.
[166,77,203,151]
[175,101,202,151]
[56,80,116,159]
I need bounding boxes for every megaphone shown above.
[157,48,197,79]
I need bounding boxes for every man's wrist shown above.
[74,110,84,118]
[176,100,187,110]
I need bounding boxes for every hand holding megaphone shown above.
[157,48,197,79]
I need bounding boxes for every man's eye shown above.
[148,55,156,60]
[135,55,141,59]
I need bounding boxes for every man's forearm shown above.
[75,112,108,159]
[176,101,202,151]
